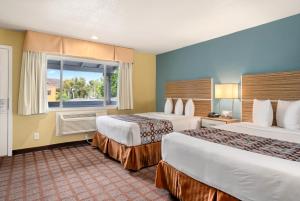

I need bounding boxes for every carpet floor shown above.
[0,144,175,201]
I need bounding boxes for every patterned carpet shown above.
[0,144,175,201]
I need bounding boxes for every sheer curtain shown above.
[118,62,133,110]
[18,51,48,115]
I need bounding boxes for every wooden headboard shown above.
[242,71,300,123]
[165,78,212,116]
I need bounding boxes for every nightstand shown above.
[201,117,240,128]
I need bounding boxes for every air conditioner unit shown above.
[56,110,107,136]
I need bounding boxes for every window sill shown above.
[48,105,118,112]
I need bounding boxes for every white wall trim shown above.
[0,45,13,156]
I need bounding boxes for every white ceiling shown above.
[0,0,300,54]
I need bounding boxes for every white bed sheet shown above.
[162,122,300,201]
[96,112,200,146]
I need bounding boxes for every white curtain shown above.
[118,62,133,109]
[18,51,48,115]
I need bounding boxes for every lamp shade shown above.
[215,83,239,99]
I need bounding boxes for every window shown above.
[47,56,119,108]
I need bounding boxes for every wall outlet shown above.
[33,132,40,140]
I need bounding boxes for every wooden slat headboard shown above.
[242,71,300,123]
[165,78,212,117]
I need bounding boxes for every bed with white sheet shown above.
[92,111,200,170]
[155,70,300,201]
[96,112,200,146]
[160,122,300,201]
[92,77,213,170]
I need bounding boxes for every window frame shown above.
[46,55,119,111]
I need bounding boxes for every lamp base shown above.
[221,110,232,119]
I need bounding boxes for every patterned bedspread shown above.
[111,115,173,144]
[180,127,300,162]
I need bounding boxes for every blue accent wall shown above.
[156,14,300,118]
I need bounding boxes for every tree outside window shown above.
[47,58,119,108]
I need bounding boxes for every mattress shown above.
[96,112,200,146]
[161,122,300,201]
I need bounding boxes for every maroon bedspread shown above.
[111,115,173,144]
[180,127,300,162]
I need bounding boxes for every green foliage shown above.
[55,70,118,101]
[110,71,118,97]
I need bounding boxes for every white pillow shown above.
[164,98,173,114]
[276,100,291,128]
[185,99,195,117]
[277,100,300,130]
[174,98,183,115]
[252,99,273,127]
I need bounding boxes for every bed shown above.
[95,112,200,146]
[155,70,300,201]
[92,78,213,170]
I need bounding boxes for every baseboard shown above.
[12,140,89,155]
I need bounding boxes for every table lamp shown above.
[215,83,239,118]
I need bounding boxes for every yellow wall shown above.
[132,52,156,113]
[0,28,156,150]
[47,86,57,101]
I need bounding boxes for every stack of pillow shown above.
[252,99,300,130]
[164,98,195,117]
